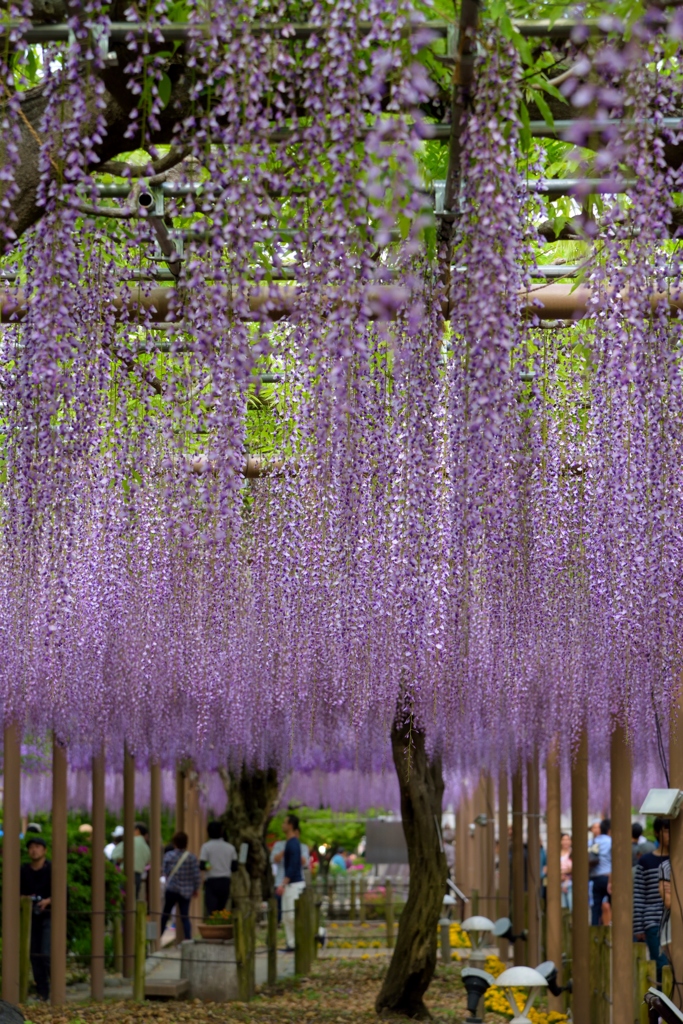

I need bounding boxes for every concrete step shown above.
[144,978,189,999]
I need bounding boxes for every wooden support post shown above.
[123,745,136,977]
[91,748,106,1000]
[267,897,277,985]
[385,879,395,949]
[359,877,367,924]
[311,890,319,962]
[560,907,572,1015]
[455,795,468,902]
[175,766,185,832]
[527,753,541,966]
[350,878,356,921]
[638,958,656,1024]
[247,906,256,998]
[485,774,496,918]
[113,912,123,972]
[174,765,186,943]
[133,899,146,1001]
[19,895,32,1004]
[440,920,451,963]
[611,722,633,1024]
[472,775,485,901]
[571,729,590,1024]
[633,941,648,1018]
[497,769,510,962]
[546,742,563,1011]
[663,964,674,1000]
[149,761,162,952]
[294,890,310,975]
[512,764,526,966]
[234,908,250,1001]
[2,722,21,1004]
[51,736,67,1006]
[669,681,683,1007]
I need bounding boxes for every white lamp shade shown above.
[496,966,549,988]
[461,915,495,932]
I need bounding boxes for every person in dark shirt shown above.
[276,813,305,951]
[20,836,52,1000]
[634,818,670,982]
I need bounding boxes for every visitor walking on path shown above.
[20,835,52,1001]
[200,821,237,916]
[112,822,151,898]
[276,813,305,952]
[161,831,200,940]
[589,819,612,926]
[634,817,670,981]
[560,833,573,910]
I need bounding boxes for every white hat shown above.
[111,825,124,838]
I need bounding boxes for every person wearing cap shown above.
[104,824,124,861]
[20,836,51,1000]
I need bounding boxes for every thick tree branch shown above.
[99,145,190,181]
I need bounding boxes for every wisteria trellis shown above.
[0,2,681,790]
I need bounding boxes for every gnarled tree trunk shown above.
[375,715,448,1020]
[219,765,279,913]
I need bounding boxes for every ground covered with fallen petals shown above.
[21,957,470,1023]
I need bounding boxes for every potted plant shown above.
[198,908,233,941]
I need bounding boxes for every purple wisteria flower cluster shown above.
[0,3,679,793]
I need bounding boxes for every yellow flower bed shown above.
[442,921,471,949]
[482,956,567,1024]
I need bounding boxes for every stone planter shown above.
[180,938,239,1001]
[198,923,234,941]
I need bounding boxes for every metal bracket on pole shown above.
[139,187,183,278]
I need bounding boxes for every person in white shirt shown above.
[199,821,237,916]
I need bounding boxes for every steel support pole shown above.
[527,754,541,965]
[91,749,105,1000]
[497,769,510,961]
[2,722,21,1004]
[149,761,162,951]
[512,765,526,966]
[571,730,589,1024]
[123,745,136,977]
[611,722,633,1023]
[51,737,67,1005]
[546,742,562,1010]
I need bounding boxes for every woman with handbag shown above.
[161,832,201,940]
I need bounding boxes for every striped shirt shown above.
[633,852,668,933]
[163,848,200,900]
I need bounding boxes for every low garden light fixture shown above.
[461,967,495,1023]
[461,916,495,961]
[535,960,572,997]
[493,916,527,944]
[493,966,549,1024]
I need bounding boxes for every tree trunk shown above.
[219,765,279,913]
[375,716,448,1020]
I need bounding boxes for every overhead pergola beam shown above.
[1,282,681,325]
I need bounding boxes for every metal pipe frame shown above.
[0,18,610,46]
[91,177,633,201]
